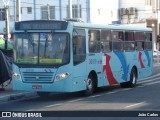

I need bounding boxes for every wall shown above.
[90,0,119,24]
[120,0,157,24]
[0,0,88,34]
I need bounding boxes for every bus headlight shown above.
[55,72,70,82]
[13,71,22,81]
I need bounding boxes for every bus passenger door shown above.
[72,29,87,91]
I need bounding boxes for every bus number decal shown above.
[89,59,101,64]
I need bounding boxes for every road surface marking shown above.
[143,81,160,86]
[90,94,102,98]
[138,78,160,84]
[0,92,31,99]
[125,102,146,108]
[45,103,63,108]
[106,91,118,94]
[121,88,132,91]
[139,73,160,81]
[68,98,83,103]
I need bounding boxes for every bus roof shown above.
[71,22,152,32]
[14,20,152,32]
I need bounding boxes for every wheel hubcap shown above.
[132,74,136,84]
[87,78,92,91]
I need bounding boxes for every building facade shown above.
[120,0,160,50]
[0,0,159,50]
[0,0,120,35]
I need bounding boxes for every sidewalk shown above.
[1,62,160,103]
[153,57,160,67]
[0,80,36,102]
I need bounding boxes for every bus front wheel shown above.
[84,75,95,96]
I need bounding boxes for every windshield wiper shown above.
[44,37,48,57]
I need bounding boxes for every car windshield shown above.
[14,33,69,65]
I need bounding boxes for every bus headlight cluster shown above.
[13,71,21,80]
[55,72,70,82]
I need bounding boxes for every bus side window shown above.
[101,29,111,52]
[124,31,135,51]
[136,41,144,51]
[144,32,152,50]
[135,32,144,51]
[73,29,86,65]
[112,31,124,52]
[73,36,81,53]
[89,30,100,53]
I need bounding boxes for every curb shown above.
[153,63,160,67]
[0,92,37,102]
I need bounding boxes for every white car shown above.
[153,51,158,57]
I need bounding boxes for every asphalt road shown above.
[1,63,160,120]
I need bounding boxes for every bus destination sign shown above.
[15,20,68,30]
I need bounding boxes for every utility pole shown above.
[69,0,72,18]
[77,0,79,18]
[47,4,50,20]
[34,0,36,20]
[59,0,62,20]
[156,0,160,50]
[16,0,21,21]
[3,0,10,50]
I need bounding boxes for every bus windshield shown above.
[14,33,69,65]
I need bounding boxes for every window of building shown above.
[145,0,151,6]
[112,31,124,52]
[41,6,47,19]
[101,30,112,52]
[50,6,55,19]
[73,29,86,65]
[27,7,32,14]
[67,5,82,18]
[41,6,55,20]
[0,9,5,21]
[88,30,100,53]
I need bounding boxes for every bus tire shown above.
[120,82,128,88]
[120,68,137,88]
[37,92,50,98]
[128,68,137,87]
[84,74,95,96]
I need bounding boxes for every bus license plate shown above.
[32,85,42,90]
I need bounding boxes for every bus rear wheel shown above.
[128,68,137,87]
[37,92,50,98]
[120,68,137,88]
[84,75,95,96]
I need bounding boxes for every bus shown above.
[12,20,153,97]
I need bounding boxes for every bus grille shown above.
[22,72,54,83]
